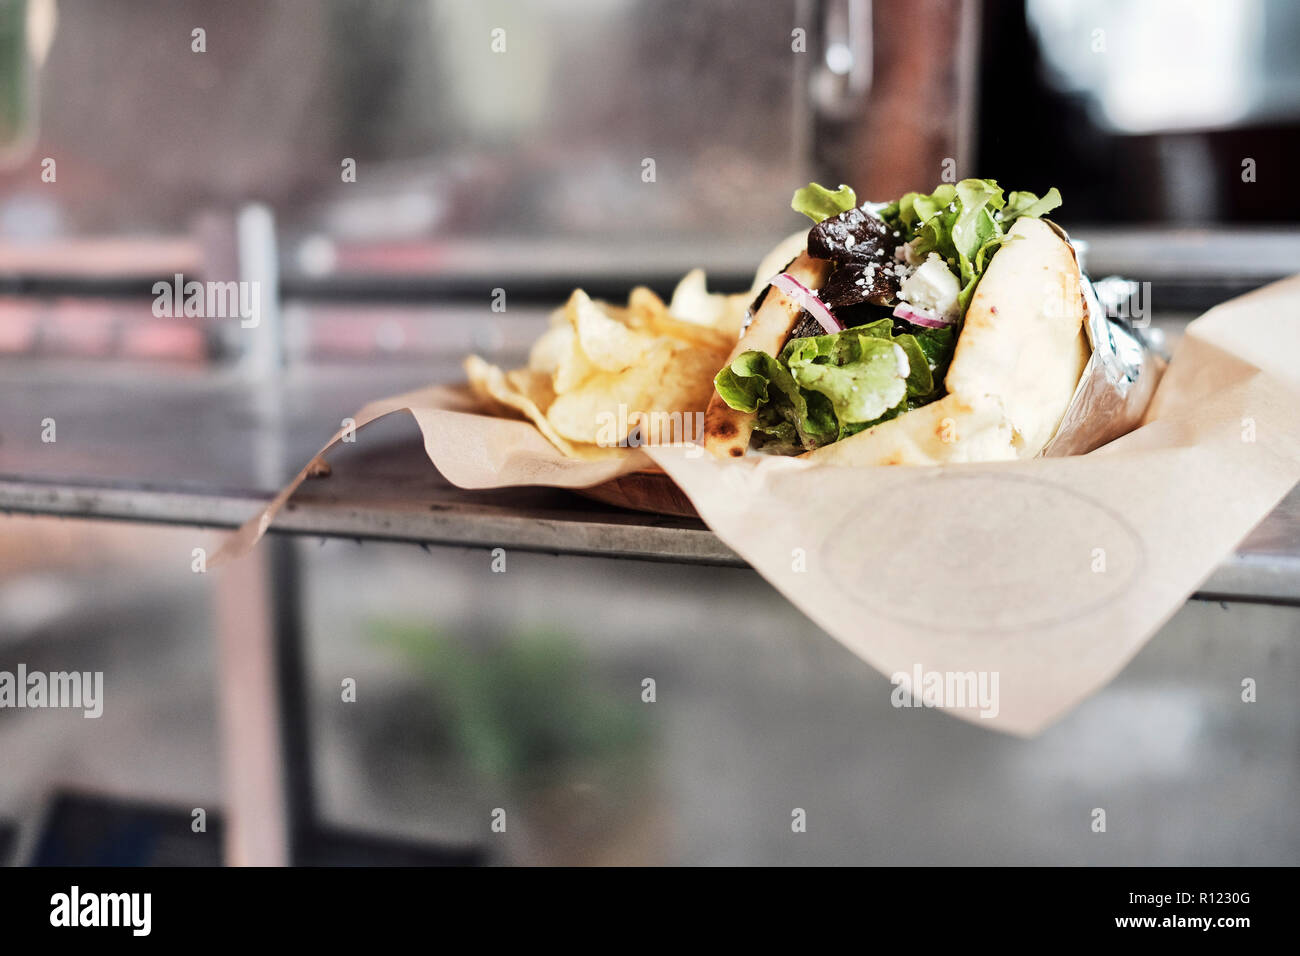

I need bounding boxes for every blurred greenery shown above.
[370,621,649,789]
[0,1,28,150]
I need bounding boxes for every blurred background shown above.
[0,0,1297,865]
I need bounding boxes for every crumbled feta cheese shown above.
[898,242,924,267]
[898,252,960,320]
[893,343,910,378]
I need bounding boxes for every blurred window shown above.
[1028,0,1300,133]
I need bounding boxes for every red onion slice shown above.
[892,303,954,329]
[770,272,841,335]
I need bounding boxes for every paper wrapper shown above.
[213,276,1300,735]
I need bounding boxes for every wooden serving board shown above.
[576,470,700,518]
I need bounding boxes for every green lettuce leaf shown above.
[791,183,857,223]
[878,179,1062,313]
[713,320,958,452]
[714,349,838,449]
[781,333,907,425]
[906,325,957,390]
[1004,187,1062,221]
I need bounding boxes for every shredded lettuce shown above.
[791,183,858,223]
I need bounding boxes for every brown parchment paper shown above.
[209,383,650,565]
[214,277,1300,735]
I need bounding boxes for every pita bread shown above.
[703,252,831,458]
[746,230,809,295]
[942,219,1090,455]
[808,392,1019,466]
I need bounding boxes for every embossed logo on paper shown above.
[820,473,1144,631]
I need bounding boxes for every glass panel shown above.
[299,538,1300,864]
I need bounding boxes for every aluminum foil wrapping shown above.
[1040,225,1167,457]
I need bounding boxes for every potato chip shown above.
[468,262,755,458]
[569,289,659,372]
[546,354,669,443]
[546,340,719,448]
[625,285,668,329]
[527,323,575,377]
[668,268,751,340]
[650,343,731,429]
[465,354,619,460]
[645,311,734,353]
[553,346,597,394]
[504,367,556,412]
[538,313,601,395]
[667,269,728,325]
[464,354,562,436]
[620,283,732,353]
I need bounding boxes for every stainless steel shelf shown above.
[0,356,1296,603]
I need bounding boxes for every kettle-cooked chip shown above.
[546,341,722,447]
[568,289,658,372]
[464,355,621,460]
[468,267,744,458]
[527,323,575,377]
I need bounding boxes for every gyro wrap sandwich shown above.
[705,180,1091,464]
